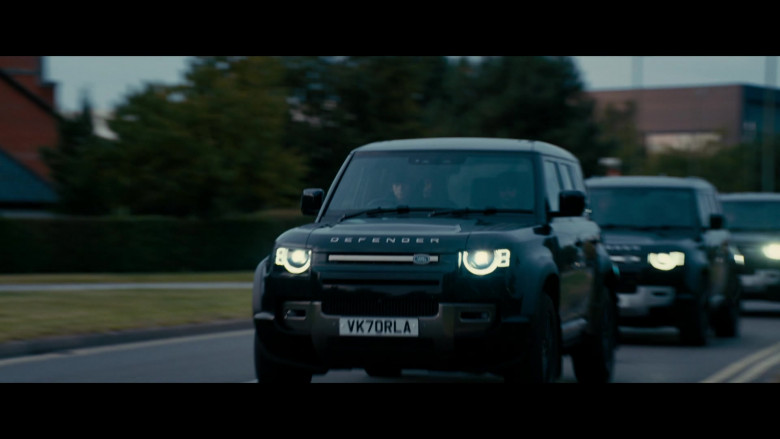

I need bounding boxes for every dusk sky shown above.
[45,56,778,114]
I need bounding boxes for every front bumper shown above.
[254,301,530,373]
[740,269,780,300]
[617,285,676,317]
[612,263,694,326]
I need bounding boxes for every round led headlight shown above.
[461,249,511,276]
[275,247,312,274]
[647,251,685,271]
[762,243,780,260]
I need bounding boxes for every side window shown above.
[558,162,575,191]
[710,192,722,214]
[544,160,562,211]
[566,163,586,192]
[696,190,711,226]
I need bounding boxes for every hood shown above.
[601,229,697,251]
[295,217,534,253]
[729,230,780,245]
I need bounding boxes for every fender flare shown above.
[520,261,559,320]
[252,257,270,316]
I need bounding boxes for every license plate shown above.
[339,317,419,337]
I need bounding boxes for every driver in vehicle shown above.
[495,171,522,208]
[391,178,412,205]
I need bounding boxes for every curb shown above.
[0,319,254,360]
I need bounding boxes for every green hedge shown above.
[0,214,311,274]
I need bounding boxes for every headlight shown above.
[729,245,745,265]
[275,247,312,274]
[647,251,685,271]
[460,249,510,275]
[763,243,780,260]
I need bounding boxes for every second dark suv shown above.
[586,176,741,345]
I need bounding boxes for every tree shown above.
[108,56,308,217]
[641,138,780,193]
[594,101,645,176]
[427,56,614,177]
[281,56,450,190]
[40,96,119,215]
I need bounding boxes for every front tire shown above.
[503,294,560,383]
[678,282,710,346]
[365,366,402,378]
[254,333,312,383]
[713,294,741,338]
[571,291,617,383]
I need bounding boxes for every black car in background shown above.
[252,138,619,383]
[721,193,780,302]
[585,176,741,345]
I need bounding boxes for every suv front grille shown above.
[321,294,439,317]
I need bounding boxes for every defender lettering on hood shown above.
[329,236,441,244]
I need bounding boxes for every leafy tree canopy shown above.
[46,56,623,217]
[108,56,307,217]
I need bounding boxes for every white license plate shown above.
[339,317,419,337]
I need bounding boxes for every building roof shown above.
[353,137,579,161]
[0,148,56,205]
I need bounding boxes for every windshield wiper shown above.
[339,206,432,222]
[429,207,533,217]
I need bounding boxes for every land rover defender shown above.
[253,138,618,382]
[586,176,742,345]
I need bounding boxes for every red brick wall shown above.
[588,85,744,146]
[0,80,58,181]
[0,56,40,71]
[0,56,57,108]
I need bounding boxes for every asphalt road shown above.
[1,300,779,383]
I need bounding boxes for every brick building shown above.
[0,56,59,212]
[587,84,780,154]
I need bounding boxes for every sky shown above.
[44,56,779,114]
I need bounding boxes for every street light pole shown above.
[762,56,777,193]
[632,56,643,89]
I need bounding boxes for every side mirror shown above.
[709,213,725,230]
[301,188,324,216]
[559,190,586,217]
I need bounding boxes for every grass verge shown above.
[0,272,254,344]
[0,271,254,285]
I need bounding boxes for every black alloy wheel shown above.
[504,294,560,383]
[254,333,313,383]
[571,292,617,383]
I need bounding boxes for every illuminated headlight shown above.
[460,249,510,276]
[647,251,685,271]
[275,247,312,274]
[762,243,780,260]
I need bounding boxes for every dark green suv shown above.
[253,138,619,383]
[586,176,742,345]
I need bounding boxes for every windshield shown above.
[323,150,536,219]
[588,187,699,229]
[722,200,780,231]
